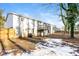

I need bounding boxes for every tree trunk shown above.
[64,25,66,35]
[70,23,74,38]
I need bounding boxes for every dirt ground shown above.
[50,32,79,46]
[0,31,79,56]
[0,38,35,56]
[0,35,48,56]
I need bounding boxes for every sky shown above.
[0,3,64,28]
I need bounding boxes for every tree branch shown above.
[60,3,67,11]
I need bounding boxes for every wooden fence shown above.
[0,28,17,50]
[0,28,16,39]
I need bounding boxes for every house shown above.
[5,13,55,38]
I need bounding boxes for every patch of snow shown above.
[3,38,79,56]
[45,38,63,43]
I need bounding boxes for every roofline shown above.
[6,12,53,25]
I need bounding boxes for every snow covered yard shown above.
[4,38,79,56]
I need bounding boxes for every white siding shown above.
[12,14,20,36]
[5,13,55,37]
[44,30,48,36]
[4,14,13,28]
[21,18,28,37]
[34,20,38,36]
[50,25,55,34]
[29,19,33,34]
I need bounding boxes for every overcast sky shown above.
[0,3,64,28]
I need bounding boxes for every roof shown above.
[6,12,53,25]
